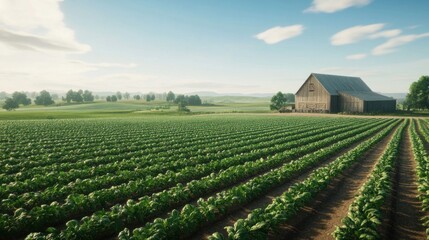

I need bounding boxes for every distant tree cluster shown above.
[35,90,55,106]
[63,89,94,103]
[2,90,55,111]
[174,94,202,106]
[404,76,429,110]
[106,95,118,102]
[270,91,295,111]
[145,93,156,102]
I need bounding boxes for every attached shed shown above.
[295,73,396,113]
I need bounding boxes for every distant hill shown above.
[380,93,407,99]
[186,91,274,98]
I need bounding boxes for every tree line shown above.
[2,89,202,111]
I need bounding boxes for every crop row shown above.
[333,120,406,239]
[1,119,388,238]
[410,119,429,237]
[201,120,399,240]
[0,118,302,173]
[0,118,369,209]
[0,119,312,183]
[111,120,399,240]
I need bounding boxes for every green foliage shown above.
[270,91,294,111]
[334,120,406,239]
[116,91,122,101]
[34,90,54,106]
[2,98,19,111]
[174,94,201,107]
[82,90,94,102]
[65,89,94,103]
[12,92,31,105]
[166,91,175,102]
[405,75,429,110]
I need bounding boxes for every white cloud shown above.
[70,60,137,68]
[346,53,367,60]
[331,23,384,45]
[369,29,401,39]
[305,0,371,13]
[372,33,429,55]
[0,0,90,53]
[0,28,90,53]
[255,25,304,44]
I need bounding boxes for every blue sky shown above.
[0,0,428,93]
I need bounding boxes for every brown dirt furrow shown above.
[189,125,395,240]
[386,122,429,239]
[267,123,399,240]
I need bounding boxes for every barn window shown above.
[309,83,315,92]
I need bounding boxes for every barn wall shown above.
[364,100,396,112]
[295,75,331,112]
[339,93,364,112]
[330,95,340,113]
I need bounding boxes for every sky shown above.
[0,0,428,94]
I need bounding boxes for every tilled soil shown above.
[386,124,428,239]
[267,123,399,240]
[189,125,393,240]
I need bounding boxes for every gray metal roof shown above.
[312,73,372,95]
[339,91,395,101]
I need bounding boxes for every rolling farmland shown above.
[0,116,428,240]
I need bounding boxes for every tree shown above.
[270,91,288,111]
[405,76,429,110]
[123,92,130,100]
[188,95,202,105]
[284,93,295,103]
[65,90,74,103]
[166,91,175,102]
[145,94,155,102]
[34,90,54,106]
[116,92,122,101]
[174,94,187,105]
[2,98,19,111]
[106,96,112,102]
[111,95,118,102]
[133,95,141,100]
[12,92,31,105]
[82,90,94,102]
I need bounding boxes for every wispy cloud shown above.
[255,25,304,44]
[346,53,367,60]
[305,0,371,13]
[331,23,384,45]
[70,60,137,68]
[369,29,401,39]
[0,29,90,53]
[372,33,429,55]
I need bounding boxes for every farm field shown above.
[0,115,428,240]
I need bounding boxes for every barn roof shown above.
[339,91,395,101]
[312,73,372,95]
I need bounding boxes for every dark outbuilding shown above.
[295,73,396,113]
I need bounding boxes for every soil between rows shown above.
[188,123,397,240]
[264,122,399,240]
[385,124,427,240]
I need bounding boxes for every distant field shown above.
[0,99,271,120]
[0,115,428,239]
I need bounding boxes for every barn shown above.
[295,73,396,113]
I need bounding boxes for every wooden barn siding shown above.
[296,75,331,112]
[339,93,364,112]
